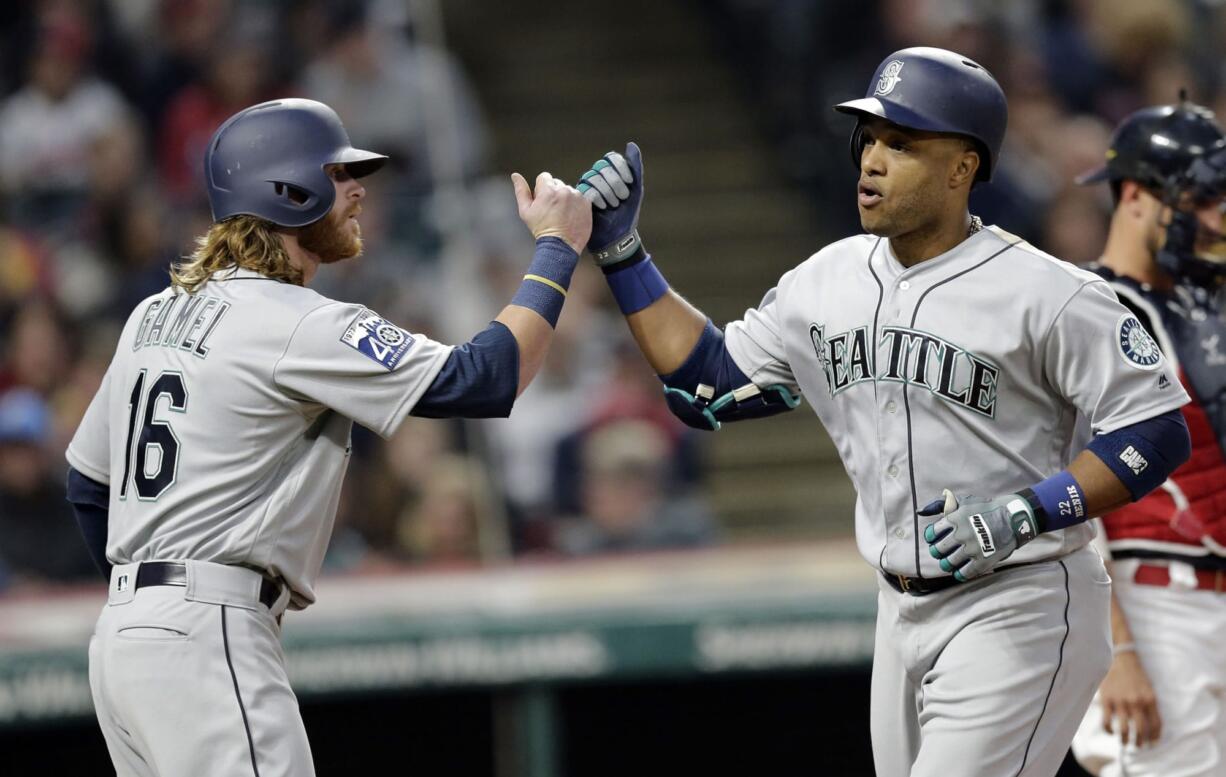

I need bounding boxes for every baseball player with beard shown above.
[64,98,591,776]
[1071,97,1226,777]
[575,48,1192,776]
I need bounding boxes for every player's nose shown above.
[860,142,887,176]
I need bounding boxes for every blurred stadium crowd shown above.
[1,0,1223,593]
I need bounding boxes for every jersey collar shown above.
[878,226,995,280]
[208,266,281,283]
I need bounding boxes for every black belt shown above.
[881,571,960,596]
[135,561,282,609]
[882,558,1051,597]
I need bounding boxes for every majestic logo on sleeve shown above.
[341,310,415,370]
[874,60,905,96]
[809,324,1000,417]
[1116,314,1163,370]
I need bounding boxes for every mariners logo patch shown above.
[875,60,904,96]
[341,310,414,370]
[1116,314,1162,370]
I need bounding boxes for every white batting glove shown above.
[920,489,1040,582]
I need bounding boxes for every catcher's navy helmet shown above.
[204,99,388,228]
[834,47,1008,182]
[1079,96,1226,287]
[1074,99,1226,192]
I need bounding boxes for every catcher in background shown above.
[64,98,590,776]
[1071,96,1226,777]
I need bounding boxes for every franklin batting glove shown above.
[920,488,1040,582]
[577,142,644,266]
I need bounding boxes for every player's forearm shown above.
[1024,409,1189,532]
[624,290,708,374]
[495,304,553,395]
[1105,578,1136,647]
[497,236,581,396]
[1065,449,1133,517]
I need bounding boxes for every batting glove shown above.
[576,142,644,267]
[920,489,1040,582]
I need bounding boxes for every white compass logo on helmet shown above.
[875,60,905,96]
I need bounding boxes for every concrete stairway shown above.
[442,0,857,540]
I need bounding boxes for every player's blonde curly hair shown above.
[171,215,302,292]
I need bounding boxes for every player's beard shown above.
[299,206,363,264]
[860,185,929,238]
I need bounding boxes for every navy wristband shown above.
[605,253,669,315]
[511,237,579,328]
[1027,469,1087,532]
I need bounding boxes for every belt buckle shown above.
[896,574,911,593]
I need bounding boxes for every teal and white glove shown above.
[920,489,1041,582]
[576,142,643,267]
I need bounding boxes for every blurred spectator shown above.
[1042,188,1110,267]
[158,28,279,201]
[329,415,460,568]
[136,0,232,128]
[99,186,176,317]
[298,3,489,188]
[0,226,53,322]
[0,13,138,234]
[551,338,704,521]
[0,389,97,589]
[0,297,72,397]
[555,420,716,557]
[397,454,498,566]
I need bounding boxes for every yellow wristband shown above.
[524,274,567,296]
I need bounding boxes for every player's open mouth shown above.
[858,180,883,208]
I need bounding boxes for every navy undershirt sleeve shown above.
[1086,408,1191,501]
[66,466,111,580]
[659,320,752,395]
[412,320,520,419]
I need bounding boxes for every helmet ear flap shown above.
[848,123,867,171]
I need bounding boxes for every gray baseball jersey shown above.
[724,225,1189,577]
[723,224,1187,776]
[67,268,450,608]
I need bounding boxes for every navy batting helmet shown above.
[834,47,1008,182]
[1074,99,1226,193]
[204,99,388,228]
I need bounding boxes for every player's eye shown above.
[889,140,909,152]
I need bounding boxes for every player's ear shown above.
[1120,180,1153,221]
[949,141,979,189]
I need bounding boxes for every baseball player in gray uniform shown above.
[65,99,591,776]
[574,48,1193,776]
